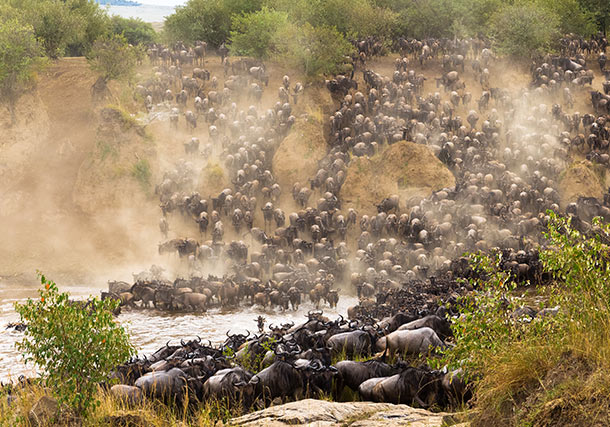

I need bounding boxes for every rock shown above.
[28,396,58,427]
[230,399,455,427]
[341,141,455,215]
[103,413,149,427]
[272,117,327,194]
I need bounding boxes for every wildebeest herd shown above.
[97,32,610,410]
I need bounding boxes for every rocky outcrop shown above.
[272,116,328,193]
[230,399,462,427]
[558,160,604,207]
[341,141,455,215]
[28,396,59,426]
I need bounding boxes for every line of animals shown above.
[103,309,472,410]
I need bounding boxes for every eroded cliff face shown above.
[0,58,158,282]
[341,141,456,215]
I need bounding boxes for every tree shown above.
[164,0,262,47]
[66,0,111,56]
[87,33,136,99]
[489,3,560,58]
[15,274,135,416]
[535,0,596,36]
[229,7,290,58]
[0,13,43,123]
[110,16,157,46]
[274,23,354,78]
[29,0,85,58]
[578,0,610,35]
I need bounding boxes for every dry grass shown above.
[0,385,244,426]
[472,283,610,426]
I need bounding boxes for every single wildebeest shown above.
[134,367,188,404]
[334,359,400,397]
[359,367,445,408]
[203,367,255,407]
[326,330,372,357]
[376,327,443,356]
[396,315,453,340]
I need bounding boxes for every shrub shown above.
[110,15,157,46]
[489,2,560,57]
[66,0,111,56]
[0,13,43,122]
[28,0,85,58]
[132,157,152,189]
[274,23,354,78]
[88,33,136,83]
[164,0,262,47]
[14,274,135,416]
[88,33,136,100]
[229,7,290,58]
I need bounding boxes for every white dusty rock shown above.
[28,396,59,427]
[230,399,462,427]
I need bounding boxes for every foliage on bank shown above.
[435,213,610,425]
[14,274,135,417]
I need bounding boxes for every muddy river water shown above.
[0,280,356,381]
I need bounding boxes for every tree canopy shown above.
[87,33,136,83]
[0,13,43,120]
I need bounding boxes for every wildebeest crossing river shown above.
[0,280,356,381]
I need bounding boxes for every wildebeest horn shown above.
[166,340,171,348]
[226,330,232,337]
[244,330,250,338]
[196,335,202,343]
[181,339,186,346]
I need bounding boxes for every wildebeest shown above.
[376,327,443,356]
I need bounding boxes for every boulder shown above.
[230,398,456,426]
[28,396,58,427]
[558,160,604,207]
[341,141,455,215]
[272,117,327,195]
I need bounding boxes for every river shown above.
[104,4,177,23]
[0,279,356,381]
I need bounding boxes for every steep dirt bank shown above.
[0,58,159,284]
[341,141,456,215]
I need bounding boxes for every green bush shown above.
[274,23,354,78]
[535,0,597,36]
[66,0,111,56]
[229,7,290,58]
[164,0,262,47]
[1,0,110,58]
[110,15,157,46]
[0,13,43,122]
[14,274,135,416]
[87,33,136,83]
[132,157,152,189]
[489,2,560,57]
[29,0,85,58]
